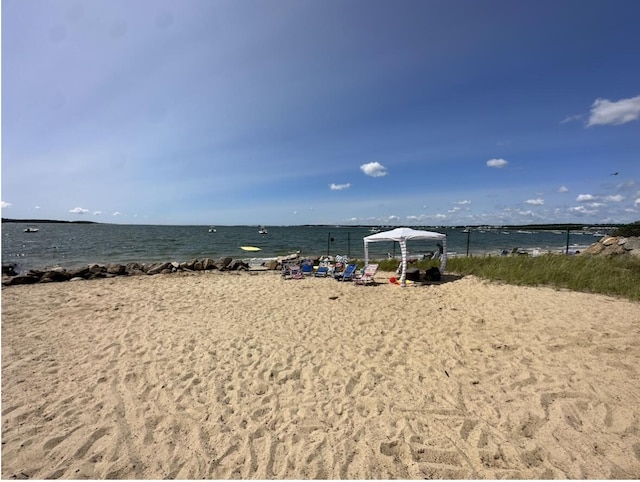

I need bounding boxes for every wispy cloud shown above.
[525,198,544,205]
[113,212,122,216]
[69,207,89,214]
[329,183,351,191]
[1,201,12,208]
[93,211,102,216]
[604,194,624,202]
[561,114,583,124]
[587,94,640,127]
[487,158,508,168]
[360,162,388,177]
[576,194,596,202]
[557,186,569,193]
[455,200,472,205]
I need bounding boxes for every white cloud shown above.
[360,161,388,177]
[525,198,544,205]
[558,186,569,193]
[576,194,597,202]
[93,211,102,216]
[1,201,12,208]
[604,194,624,202]
[35,206,41,209]
[635,198,640,206]
[456,200,472,205]
[569,206,597,215]
[587,95,640,127]
[69,207,89,214]
[487,158,508,168]
[387,215,400,221]
[113,211,122,216]
[561,114,583,124]
[329,183,351,191]
[435,214,447,219]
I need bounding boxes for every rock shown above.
[583,243,605,255]
[40,270,70,283]
[193,261,204,270]
[126,262,144,272]
[147,262,171,275]
[229,259,249,271]
[624,237,640,251]
[582,236,640,257]
[3,275,40,285]
[89,264,105,274]
[216,257,233,270]
[265,260,279,270]
[68,266,91,278]
[171,261,180,269]
[106,263,126,275]
[202,258,215,270]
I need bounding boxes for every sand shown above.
[2,270,640,479]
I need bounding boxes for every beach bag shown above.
[424,266,441,281]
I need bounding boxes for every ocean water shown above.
[2,223,596,274]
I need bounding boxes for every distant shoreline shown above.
[2,218,98,225]
[1,218,620,231]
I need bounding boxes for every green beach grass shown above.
[367,255,640,301]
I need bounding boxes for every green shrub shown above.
[611,221,640,237]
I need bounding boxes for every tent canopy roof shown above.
[363,227,446,243]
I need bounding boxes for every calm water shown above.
[2,223,596,274]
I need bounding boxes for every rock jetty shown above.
[2,253,316,287]
[581,236,640,256]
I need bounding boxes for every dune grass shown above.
[368,255,640,301]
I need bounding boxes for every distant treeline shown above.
[2,218,98,224]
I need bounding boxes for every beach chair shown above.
[301,259,314,276]
[335,263,357,281]
[354,263,378,285]
[288,265,303,279]
[315,265,329,277]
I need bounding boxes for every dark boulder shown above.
[3,274,40,285]
[40,269,70,283]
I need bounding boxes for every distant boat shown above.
[23,227,39,233]
[516,230,533,234]
[462,228,470,233]
[258,226,268,235]
[208,226,216,233]
[369,227,381,233]
[592,232,606,237]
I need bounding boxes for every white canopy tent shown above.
[363,227,447,286]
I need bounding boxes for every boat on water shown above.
[208,226,216,233]
[258,226,268,235]
[369,227,381,233]
[23,227,39,233]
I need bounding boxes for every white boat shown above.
[208,226,216,233]
[369,227,381,233]
[258,226,268,235]
[23,227,39,233]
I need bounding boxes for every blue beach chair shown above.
[335,263,357,281]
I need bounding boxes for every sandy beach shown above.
[2,270,640,479]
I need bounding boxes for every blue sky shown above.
[2,0,640,226]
